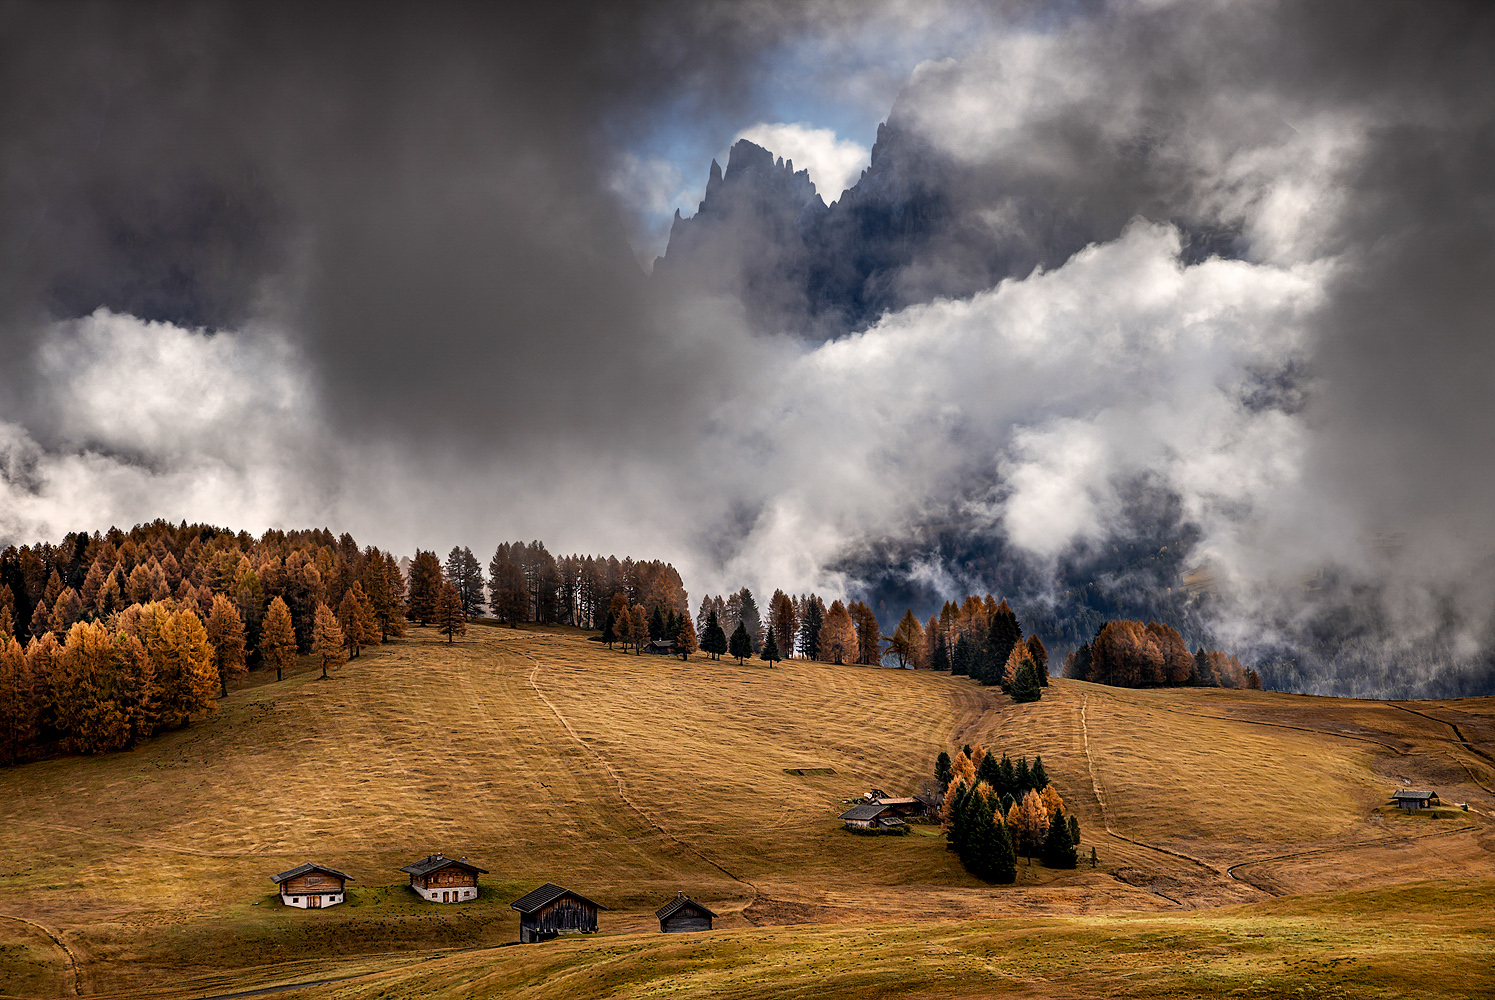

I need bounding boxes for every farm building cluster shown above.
[269,853,715,940]
[838,788,933,833]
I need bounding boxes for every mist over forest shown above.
[1,2,1494,696]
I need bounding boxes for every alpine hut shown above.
[399,854,488,903]
[839,801,907,832]
[1391,789,1440,811]
[509,883,607,942]
[656,892,715,933]
[271,863,352,909]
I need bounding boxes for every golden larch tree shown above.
[312,601,347,677]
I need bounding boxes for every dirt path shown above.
[1079,695,1227,904]
[0,911,80,996]
[520,645,763,919]
[1386,703,1495,795]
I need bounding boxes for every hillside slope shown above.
[0,624,1491,997]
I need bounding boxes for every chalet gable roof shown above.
[655,892,716,921]
[399,853,489,877]
[270,862,353,884]
[509,882,608,914]
[839,802,897,821]
[1392,789,1436,799]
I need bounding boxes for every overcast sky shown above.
[2,1,1494,693]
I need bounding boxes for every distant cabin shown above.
[271,863,352,909]
[839,802,907,831]
[509,883,607,943]
[656,892,715,933]
[399,854,488,903]
[644,639,676,655]
[1392,789,1440,811]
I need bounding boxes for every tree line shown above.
[936,744,1082,882]
[1063,619,1261,690]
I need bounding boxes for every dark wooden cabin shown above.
[271,863,352,909]
[656,892,715,933]
[509,883,607,943]
[399,854,488,903]
[1391,789,1439,811]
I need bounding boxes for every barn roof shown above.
[270,862,353,884]
[1392,789,1435,799]
[509,882,608,914]
[399,854,489,876]
[655,892,717,921]
[871,796,920,807]
[840,803,896,821]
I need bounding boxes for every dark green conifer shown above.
[992,815,1017,884]
[1000,792,1016,818]
[1015,756,1032,793]
[1030,755,1049,790]
[952,632,975,676]
[648,606,665,641]
[935,751,953,791]
[760,626,781,667]
[977,748,1001,789]
[1042,812,1079,868]
[602,610,617,649]
[931,635,950,672]
[1068,814,1081,850]
[702,611,728,660]
[1012,661,1043,702]
[728,622,752,664]
[997,753,1016,798]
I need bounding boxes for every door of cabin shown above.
[308,895,321,908]
[442,891,450,902]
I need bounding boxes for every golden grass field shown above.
[1,622,1492,998]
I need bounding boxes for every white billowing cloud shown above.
[0,309,333,545]
[690,221,1329,602]
[735,122,870,200]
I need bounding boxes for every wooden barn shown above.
[1392,789,1440,810]
[399,854,488,903]
[869,795,927,818]
[509,883,607,943]
[655,892,715,933]
[839,802,907,831]
[271,863,352,909]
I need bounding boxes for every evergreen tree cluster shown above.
[487,541,687,629]
[936,745,1080,879]
[691,590,887,666]
[1064,620,1261,690]
[0,522,416,762]
[910,594,1050,702]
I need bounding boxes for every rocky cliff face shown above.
[657,115,1242,339]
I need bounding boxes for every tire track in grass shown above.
[0,912,80,996]
[1386,703,1495,794]
[1079,694,1232,905]
[521,649,763,919]
[1225,823,1479,891]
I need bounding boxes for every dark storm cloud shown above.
[4,0,1495,696]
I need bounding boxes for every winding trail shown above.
[0,912,80,996]
[1079,695,1224,905]
[521,645,763,919]
[1386,703,1495,794]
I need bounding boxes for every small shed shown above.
[271,863,352,909]
[655,892,715,933]
[644,639,676,655]
[509,883,607,943]
[839,802,907,831]
[399,854,488,903]
[1391,789,1439,811]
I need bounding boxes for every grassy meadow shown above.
[0,622,1492,997]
